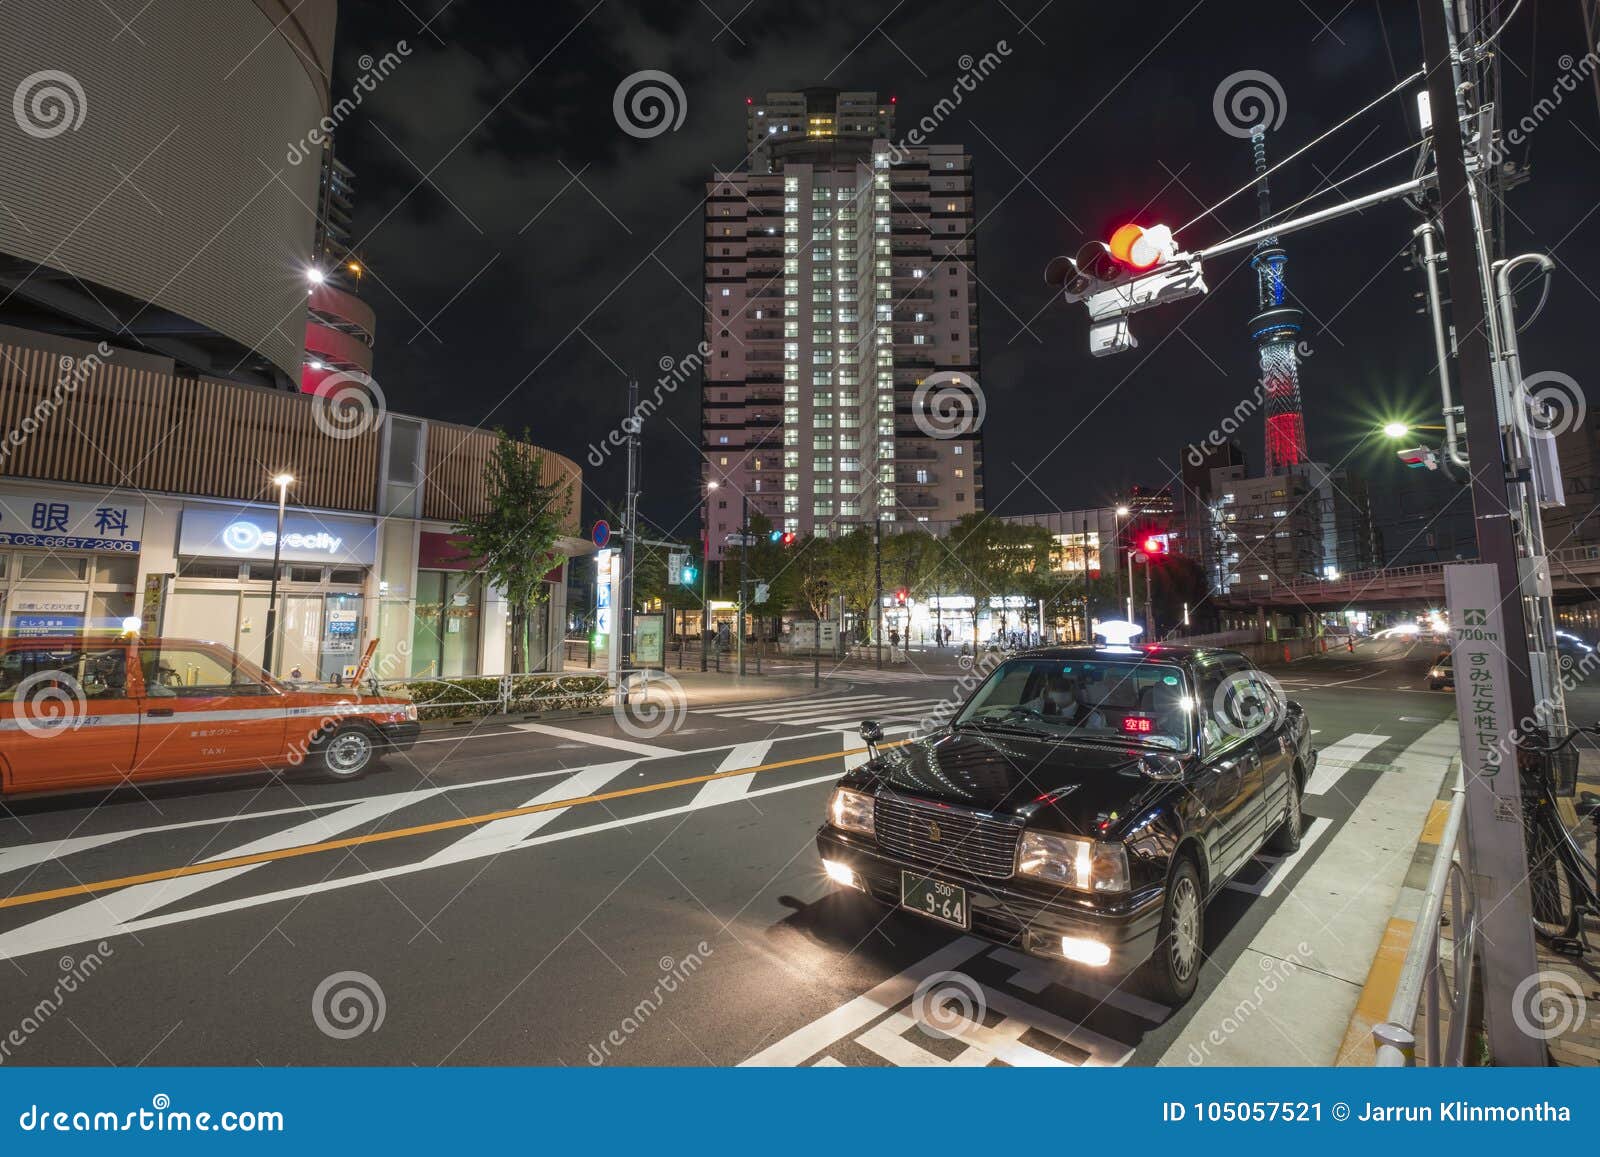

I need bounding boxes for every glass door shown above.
[319,593,363,681]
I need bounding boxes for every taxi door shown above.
[0,641,140,792]
[131,641,289,778]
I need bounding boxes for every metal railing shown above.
[375,671,610,720]
[1373,774,1476,1066]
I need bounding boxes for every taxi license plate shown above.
[901,871,969,930]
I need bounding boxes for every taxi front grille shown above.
[873,794,1022,880]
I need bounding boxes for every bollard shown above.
[1371,1022,1416,1066]
[1282,644,1292,664]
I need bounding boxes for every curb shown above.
[1334,756,1461,1065]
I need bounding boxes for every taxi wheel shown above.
[312,724,378,780]
[1265,767,1303,854]
[1146,857,1204,1006]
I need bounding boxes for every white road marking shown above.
[1225,816,1332,896]
[0,787,452,963]
[0,765,847,964]
[742,936,1132,1067]
[689,742,774,809]
[420,761,638,866]
[741,937,989,1065]
[507,723,678,758]
[1303,732,1390,798]
[985,947,1169,1022]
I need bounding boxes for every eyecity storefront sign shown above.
[178,507,377,566]
[0,486,144,552]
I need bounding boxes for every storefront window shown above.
[413,571,480,677]
[1,550,137,637]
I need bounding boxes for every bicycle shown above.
[1513,724,1600,954]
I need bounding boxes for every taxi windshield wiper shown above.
[956,716,1052,737]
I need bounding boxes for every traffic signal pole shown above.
[1419,0,1543,1065]
[620,379,639,700]
[737,491,748,677]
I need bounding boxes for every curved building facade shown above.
[0,0,335,388]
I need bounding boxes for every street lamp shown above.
[1115,505,1132,622]
[1381,421,1445,439]
[702,481,719,671]
[261,472,294,676]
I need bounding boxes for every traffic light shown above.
[779,531,796,546]
[1140,535,1168,556]
[1108,223,1176,271]
[680,563,698,586]
[769,529,783,543]
[1045,223,1207,357]
[894,588,909,606]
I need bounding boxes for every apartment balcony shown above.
[745,328,785,340]
[746,350,785,362]
[898,493,941,509]
[896,445,938,461]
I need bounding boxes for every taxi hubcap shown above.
[326,730,371,773]
[1286,780,1301,838]
[1170,877,1200,982]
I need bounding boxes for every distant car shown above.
[1428,651,1454,690]
[1555,631,1597,682]
[816,644,1315,1005]
[0,634,418,799]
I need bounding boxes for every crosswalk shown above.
[761,662,952,685]
[694,693,953,733]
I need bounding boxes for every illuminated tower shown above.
[1248,124,1308,474]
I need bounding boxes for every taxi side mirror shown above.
[860,719,884,756]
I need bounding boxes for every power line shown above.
[1176,68,1424,236]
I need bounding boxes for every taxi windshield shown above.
[954,657,1192,750]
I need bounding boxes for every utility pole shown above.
[699,530,709,672]
[737,491,749,676]
[1420,0,1543,1066]
[620,380,640,692]
[874,517,883,670]
[1143,553,1155,640]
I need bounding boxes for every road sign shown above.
[592,520,610,549]
[753,582,770,604]
[667,553,685,585]
[725,533,753,547]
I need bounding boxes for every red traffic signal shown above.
[894,588,909,606]
[1108,223,1176,271]
[1140,535,1168,556]
[780,531,796,546]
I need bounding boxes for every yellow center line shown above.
[0,741,898,912]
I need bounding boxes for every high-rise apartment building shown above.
[702,88,983,559]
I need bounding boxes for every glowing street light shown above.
[1382,421,1410,439]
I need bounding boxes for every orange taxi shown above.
[0,634,418,798]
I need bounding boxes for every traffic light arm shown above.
[1193,174,1431,261]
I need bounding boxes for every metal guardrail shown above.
[1226,562,1447,601]
[375,671,610,718]
[1372,775,1476,1066]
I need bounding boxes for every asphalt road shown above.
[0,641,1460,1067]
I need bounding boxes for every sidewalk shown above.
[1335,749,1600,1066]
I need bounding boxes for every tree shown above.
[453,429,572,672]
[827,528,879,641]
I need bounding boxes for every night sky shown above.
[329,0,1600,564]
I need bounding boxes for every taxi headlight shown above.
[402,703,418,722]
[827,787,875,836]
[1017,831,1129,893]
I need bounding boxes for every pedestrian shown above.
[889,627,900,649]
